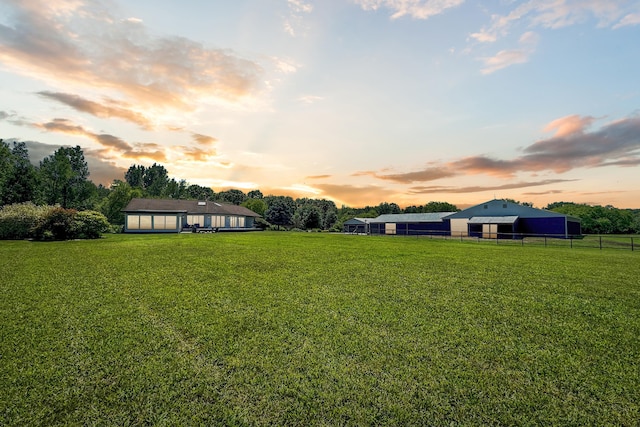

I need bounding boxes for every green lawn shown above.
[1,232,638,426]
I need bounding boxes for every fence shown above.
[370,231,638,252]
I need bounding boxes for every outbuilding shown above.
[343,218,372,233]
[122,198,261,233]
[368,212,455,236]
[445,199,581,239]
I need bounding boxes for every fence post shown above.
[632,237,634,252]
[570,236,573,249]
[544,236,547,248]
[599,235,602,250]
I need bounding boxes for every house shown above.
[343,217,372,233]
[368,212,455,236]
[445,199,581,239]
[122,198,261,233]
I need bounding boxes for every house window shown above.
[127,215,152,230]
[187,215,205,227]
[211,215,224,228]
[503,203,507,208]
[154,215,177,230]
[484,205,488,209]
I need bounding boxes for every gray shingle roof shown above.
[122,198,260,217]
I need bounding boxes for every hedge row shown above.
[0,203,110,240]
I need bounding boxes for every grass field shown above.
[1,232,639,426]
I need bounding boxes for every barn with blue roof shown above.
[445,199,581,239]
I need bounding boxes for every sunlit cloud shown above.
[369,113,640,183]
[37,91,155,129]
[408,179,576,194]
[31,118,167,161]
[191,133,217,146]
[354,0,465,20]
[0,0,264,111]
[306,174,332,179]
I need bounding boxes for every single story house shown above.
[122,198,261,233]
[445,199,581,239]
[368,212,455,236]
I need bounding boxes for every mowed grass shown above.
[1,233,638,426]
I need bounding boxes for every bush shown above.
[74,211,110,239]
[0,203,54,239]
[33,207,77,240]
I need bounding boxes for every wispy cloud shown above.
[25,117,166,161]
[479,31,539,74]
[471,1,639,43]
[370,113,640,183]
[0,0,264,111]
[408,179,576,194]
[283,0,313,37]
[354,0,465,20]
[37,91,155,129]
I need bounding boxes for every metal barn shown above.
[445,199,581,239]
[368,213,454,236]
[122,198,261,233]
[343,218,371,233]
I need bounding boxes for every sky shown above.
[1,0,639,209]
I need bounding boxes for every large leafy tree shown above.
[265,196,295,229]
[143,163,169,197]
[217,189,247,205]
[39,146,90,209]
[186,184,215,200]
[242,198,267,216]
[124,163,170,197]
[98,180,142,224]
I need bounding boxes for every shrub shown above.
[0,203,54,239]
[74,211,110,239]
[33,207,78,240]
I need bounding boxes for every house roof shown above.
[122,198,261,217]
[370,212,455,223]
[445,199,580,221]
[468,216,519,224]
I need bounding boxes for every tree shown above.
[0,141,40,205]
[186,184,215,200]
[377,202,401,215]
[125,164,145,189]
[247,189,263,199]
[242,198,267,216]
[39,146,90,209]
[143,163,169,197]
[217,189,246,205]
[421,201,459,213]
[163,178,187,199]
[264,196,295,229]
[98,180,142,224]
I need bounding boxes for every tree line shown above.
[1,139,639,234]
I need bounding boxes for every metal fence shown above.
[372,231,638,252]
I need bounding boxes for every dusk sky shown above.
[1,0,639,208]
